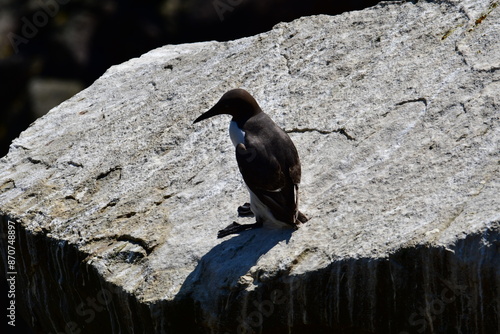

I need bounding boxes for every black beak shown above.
[193,104,221,124]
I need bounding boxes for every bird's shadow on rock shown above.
[173,227,293,308]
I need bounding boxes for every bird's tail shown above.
[293,184,308,225]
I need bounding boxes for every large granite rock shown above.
[1,0,499,332]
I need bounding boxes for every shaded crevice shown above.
[0,179,16,191]
[26,156,51,169]
[99,198,120,212]
[336,128,356,141]
[395,97,428,107]
[154,193,175,206]
[11,144,30,151]
[67,161,83,168]
[287,127,356,141]
[116,234,155,255]
[116,212,137,219]
[86,233,155,256]
[96,166,122,181]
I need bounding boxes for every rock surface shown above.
[1,0,499,333]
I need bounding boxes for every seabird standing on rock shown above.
[193,88,308,238]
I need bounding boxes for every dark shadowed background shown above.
[0,0,385,333]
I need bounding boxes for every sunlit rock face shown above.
[1,0,499,333]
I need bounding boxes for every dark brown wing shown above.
[236,113,302,225]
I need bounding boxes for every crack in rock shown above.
[96,166,122,181]
[116,234,155,255]
[395,97,428,107]
[0,179,16,191]
[287,127,356,141]
[26,156,51,168]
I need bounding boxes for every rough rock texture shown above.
[1,0,499,333]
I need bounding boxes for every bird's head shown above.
[193,88,262,124]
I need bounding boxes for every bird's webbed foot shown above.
[217,221,263,238]
[237,202,253,217]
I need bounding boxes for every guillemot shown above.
[193,88,308,238]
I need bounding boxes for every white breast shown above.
[229,121,246,147]
[248,187,289,228]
